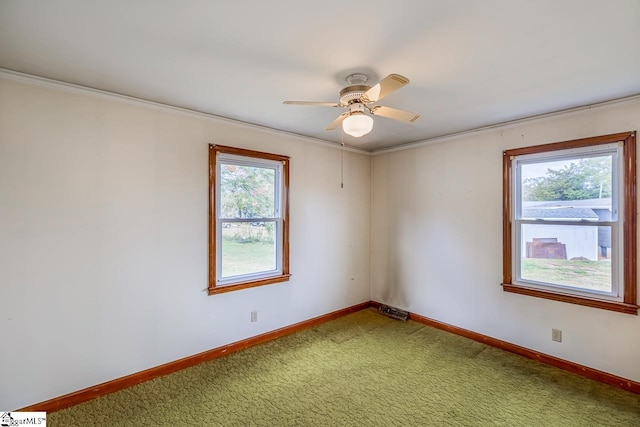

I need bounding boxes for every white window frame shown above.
[215,154,283,286]
[511,143,623,300]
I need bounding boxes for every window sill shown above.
[502,283,638,315]
[209,274,291,295]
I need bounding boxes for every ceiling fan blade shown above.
[283,101,341,107]
[370,105,420,123]
[365,74,410,102]
[326,112,349,130]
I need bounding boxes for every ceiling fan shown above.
[283,73,420,138]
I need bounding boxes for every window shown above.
[209,145,290,294]
[502,132,637,314]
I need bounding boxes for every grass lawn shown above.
[521,258,611,292]
[221,237,275,277]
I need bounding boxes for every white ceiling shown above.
[1,1,640,152]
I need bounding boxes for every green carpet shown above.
[49,308,640,426]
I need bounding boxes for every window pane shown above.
[220,163,275,219]
[221,221,276,278]
[520,155,613,216]
[519,223,612,292]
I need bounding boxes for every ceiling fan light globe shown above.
[342,113,373,138]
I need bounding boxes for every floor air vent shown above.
[378,305,409,321]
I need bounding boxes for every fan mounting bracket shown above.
[345,73,368,85]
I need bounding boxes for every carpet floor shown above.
[49,308,640,426]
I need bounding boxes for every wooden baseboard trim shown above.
[19,301,371,413]
[371,301,640,395]
[23,299,638,413]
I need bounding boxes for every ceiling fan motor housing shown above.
[339,85,371,105]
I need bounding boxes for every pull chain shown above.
[340,128,344,188]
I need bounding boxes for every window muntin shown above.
[209,145,290,294]
[502,132,637,314]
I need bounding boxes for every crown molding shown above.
[372,94,640,155]
[5,68,639,157]
[0,68,370,155]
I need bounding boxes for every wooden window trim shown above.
[502,132,638,314]
[208,144,290,295]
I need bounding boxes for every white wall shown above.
[3,72,639,410]
[371,99,640,383]
[0,77,371,410]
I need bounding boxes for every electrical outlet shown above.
[251,311,258,322]
[552,328,562,343]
